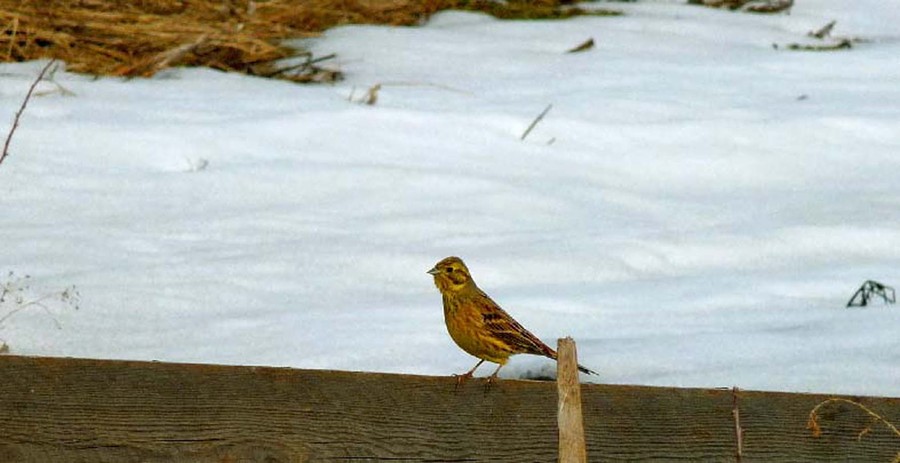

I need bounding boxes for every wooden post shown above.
[557,337,588,463]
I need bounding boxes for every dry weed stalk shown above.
[809,20,837,39]
[521,104,553,141]
[1,59,57,167]
[807,397,900,463]
[0,272,81,354]
[744,0,793,14]
[33,64,76,97]
[349,81,472,105]
[688,0,792,12]
[363,83,382,105]
[566,38,595,53]
[780,18,863,53]
[787,40,853,52]
[121,34,212,78]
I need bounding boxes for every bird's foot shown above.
[483,373,500,392]
[452,371,474,390]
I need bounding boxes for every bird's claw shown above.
[483,374,500,392]
[453,372,474,390]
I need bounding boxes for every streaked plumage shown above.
[427,256,597,382]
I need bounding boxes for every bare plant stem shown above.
[1,59,57,167]
[520,103,552,141]
[0,294,63,329]
[809,20,836,39]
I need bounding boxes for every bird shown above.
[427,256,597,383]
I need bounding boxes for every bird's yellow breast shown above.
[442,292,512,364]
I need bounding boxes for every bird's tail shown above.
[545,348,598,376]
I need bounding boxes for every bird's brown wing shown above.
[477,289,556,358]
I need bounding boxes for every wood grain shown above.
[0,355,897,462]
[557,338,586,463]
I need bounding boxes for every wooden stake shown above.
[557,337,587,463]
[733,387,743,462]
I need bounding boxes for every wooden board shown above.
[0,355,897,462]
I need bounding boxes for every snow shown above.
[1,0,898,397]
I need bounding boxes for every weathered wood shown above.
[0,355,897,462]
[557,338,587,463]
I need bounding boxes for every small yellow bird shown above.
[428,256,597,382]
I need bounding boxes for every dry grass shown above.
[687,0,793,13]
[808,398,900,463]
[0,0,618,83]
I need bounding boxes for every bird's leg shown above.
[453,359,484,388]
[484,363,504,391]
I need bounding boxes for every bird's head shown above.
[427,256,473,293]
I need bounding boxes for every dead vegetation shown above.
[777,20,864,52]
[566,37,595,53]
[0,271,81,354]
[808,398,900,463]
[452,0,620,20]
[0,0,619,83]
[687,0,793,14]
[0,59,55,167]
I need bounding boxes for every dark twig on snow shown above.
[1,59,57,168]
[520,104,553,141]
[265,53,338,77]
[566,38,595,53]
[809,20,837,39]
[847,280,896,308]
[786,39,853,51]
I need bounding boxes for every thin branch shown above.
[566,38,595,53]
[787,39,853,52]
[744,0,793,13]
[1,59,57,167]
[520,103,553,141]
[0,294,58,328]
[358,80,473,96]
[265,53,337,77]
[809,20,836,39]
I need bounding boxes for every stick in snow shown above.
[1,59,57,167]
[521,104,553,141]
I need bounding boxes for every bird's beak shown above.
[427,267,440,275]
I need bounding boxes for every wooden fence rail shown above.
[0,355,897,462]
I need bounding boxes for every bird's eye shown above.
[444,267,452,273]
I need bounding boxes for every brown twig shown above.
[787,39,853,51]
[566,38,594,53]
[118,34,210,78]
[263,52,338,77]
[744,0,793,13]
[0,59,56,167]
[809,20,836,39]
[349,81,473,104]
[520,103,553,141]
